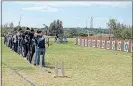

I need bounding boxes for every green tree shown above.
[69,28,78,37]
[107,18,132,39]
[48,19,64,43]
[107,18,117,38]
[121,28,132,39]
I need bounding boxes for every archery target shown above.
[102,40,105,48]
[74,38,76,45]
[124,41,129,52]
[97,40,100,48]
[85,39,87,46]
[92,40,95,47]
[106,41,110,49]
[78,38,80,46]
[112,41,115,50]
[81,39,84,46]
[117,41,121,51]
[131,42,133,52]
[88,40,91,47]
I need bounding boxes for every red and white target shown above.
[117,41,121,51]
[102,40,105,48]
[112,41,115,50]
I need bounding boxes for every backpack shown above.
[18,32,23,46]
[37,36,45,48]
[24,32,30,44]
[21,32,26,45]
[13,35,17,43]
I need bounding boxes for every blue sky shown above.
[2,1,132,28]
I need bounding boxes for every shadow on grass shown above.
[13,66,35,71]
[45,62,55,69]
[45,62,73,70]
[54,76,72,78]
[45,65,55,69]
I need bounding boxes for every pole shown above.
[17,16,21,54]
[43,24,48,36]
[61,61,65,77]
[55,62,58,77]
[86,20,87,29]
[18,16,21,27]
[109,28,111,40]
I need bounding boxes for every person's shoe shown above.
[41,64,45,67]
[42,64,45,67]
[36,64,39,66]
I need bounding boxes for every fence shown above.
[74,36,133,53]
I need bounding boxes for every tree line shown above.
[107,19,132,39]
[1,18,132,40]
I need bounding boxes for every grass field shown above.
[2,38,132,86]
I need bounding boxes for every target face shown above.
[112,41,115,50]
[92,40,95,47]
[88,40,91,47]
[124,41,129,52]
[102,40,105,48]
[117,41,121,51]
[97,40,100,48]
[81,39,84,46]
[78,39,80,46]
[85,39,87,46]
[106,41,110,49]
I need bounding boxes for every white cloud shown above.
[48,1,132,7]
[15,1,44,4]
[15,1,132,7]
[22,5,59,12]
[17,1,131,12]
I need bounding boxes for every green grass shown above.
[2,38,132,86]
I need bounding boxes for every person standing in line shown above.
[16,29,21,54]
[21,30,26,57]
[26,28,31,61]
[34,31,38,65]
[13,31,18,53]
[15,31,18,52]
[18,28,23,56]
[10,34,13,50]
[23,27,30,59]
[4,33,6,44]
[34,30,46,67]
[5,34,8,46]
[9,34,13,49]
[4,34,8,46]
[7,34,10,47]
[7,33,10,47]
[29,28,35,63]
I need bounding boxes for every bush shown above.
[121,29,132,39]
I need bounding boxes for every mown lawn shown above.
[2,38,132,86]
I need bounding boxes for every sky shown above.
[2,1,132,28]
